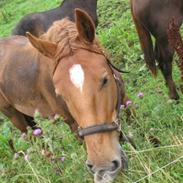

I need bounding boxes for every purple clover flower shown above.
[120,104,125,110]
[32,128,42,137]
[125,100,132,107]
[60,156,65,162]
[137,92,144,98]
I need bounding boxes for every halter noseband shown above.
[77,121,120,137]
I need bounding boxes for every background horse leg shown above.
[1,107,28,133]
[155,38,179,100]
[131,12,157,76]
[0,93,27,132]
[23,114,37,129]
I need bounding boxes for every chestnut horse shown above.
[0,9,127,183]
[12,0,98,37]
[130,0,183,100]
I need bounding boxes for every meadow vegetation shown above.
[0,0,183,182]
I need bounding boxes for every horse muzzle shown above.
[88,159,121,183]
[86,146,128,183]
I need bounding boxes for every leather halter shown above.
[73,47,123,138]
[77,73,122,138]
[53,46,123,138]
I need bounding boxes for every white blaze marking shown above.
[69,64,85,92]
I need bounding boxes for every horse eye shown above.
[101,77,108,88]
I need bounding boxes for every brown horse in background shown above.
[0,9,127,183]
[12,0,98,37]
[131,0,183,100]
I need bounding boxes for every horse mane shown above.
[40,18,103,61]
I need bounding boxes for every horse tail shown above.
[130,0,157,76]
[167,18,183,89]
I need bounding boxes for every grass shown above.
[0,0,183,183]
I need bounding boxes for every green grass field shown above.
[0,0,183,182]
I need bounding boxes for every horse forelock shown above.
[40,18,104,61]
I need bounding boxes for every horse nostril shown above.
[111,160,121,172]
[87,163,93,169]
[86,161,94,173]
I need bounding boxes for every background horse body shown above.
[0,36,75,131]
[0,9,127,183]
[131,0,183,100]
[12,0,98,37]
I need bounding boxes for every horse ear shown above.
[26,32,57,58]
[75,8,95,43]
